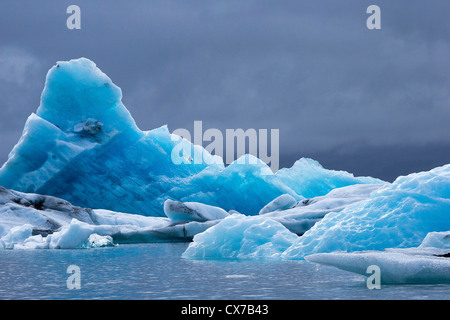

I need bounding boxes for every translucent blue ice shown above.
[0,58,383,217]
[275,158,381,199]
[283,164,450,259]
[182,214,299,260]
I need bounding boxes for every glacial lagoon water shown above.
[0,243,448,300]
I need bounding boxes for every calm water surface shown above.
[0,243,448,300]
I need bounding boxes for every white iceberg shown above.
[83,233,115,248]
[49,219,98,249]
[0,219,116,250]
[305,232,450,284]
[0,186,222,249]
[0,224,35,249]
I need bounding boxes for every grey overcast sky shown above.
[0,0,449,181]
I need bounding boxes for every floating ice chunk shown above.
[419,231,450,249]
[0,224,49,249]
[283,164,450,259]
[182,214,299,260]
[0,224,34,249]
[48,219,115,249]
[16,235,49,250]
[49,219,96,249]
[82,233,115,248]
[258,194,298,215]
[305,247,450,284]
[163,199,229,223]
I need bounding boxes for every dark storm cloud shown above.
[0,0,449,181]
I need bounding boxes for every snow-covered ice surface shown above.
[419,231,450,249]
[258,194,298,215]
[163,199,229,223]
[305,232,450,284]
[0,185,95,236]
[0,185,227,249]
[0,58,383,216]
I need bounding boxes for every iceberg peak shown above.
[37,57,139,136]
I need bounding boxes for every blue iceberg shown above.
[283,164,450,259]
[0,58,382,216]
[182,213,299,260]
[181,183,384,259]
